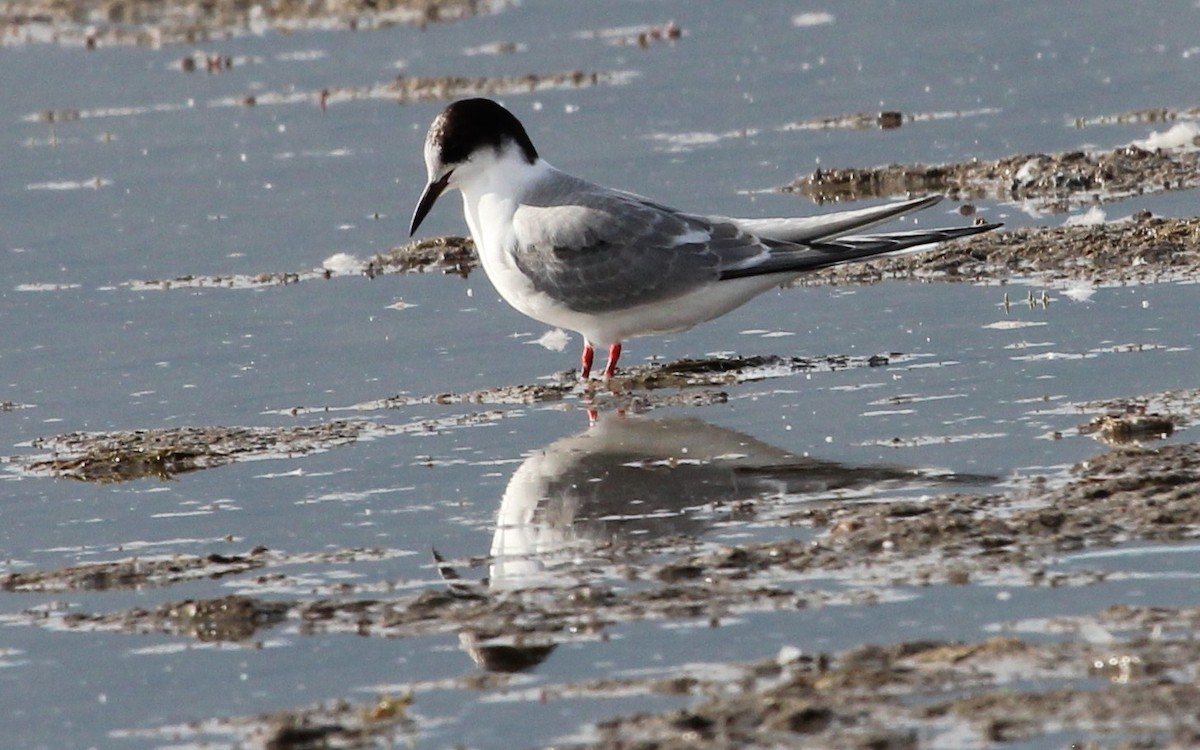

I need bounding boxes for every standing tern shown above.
[409,98,999,380]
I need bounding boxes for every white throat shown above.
[457,151,555,257]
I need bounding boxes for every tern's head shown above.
[409,98,539,236]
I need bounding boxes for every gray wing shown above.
[510,174,775,314]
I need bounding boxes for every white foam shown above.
[527,328,570,352]
[321,252,361,274]
[792,12,835,27]
[1132,121,1200,151]
[1063,206,1107,226]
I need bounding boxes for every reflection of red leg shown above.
[602,342,622,379]
[581,343,595,380]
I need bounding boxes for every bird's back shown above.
[507,168,772,315]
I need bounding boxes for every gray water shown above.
[2,2,1199,748]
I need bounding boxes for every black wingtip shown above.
[718,220,1002,281]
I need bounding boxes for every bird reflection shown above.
[440,412,984,672]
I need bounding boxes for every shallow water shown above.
[3,1,1200,748]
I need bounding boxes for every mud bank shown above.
[2,0,508,47]
[29,68,635,126]
[16,389,1199,597]
[12,351,910,480]
[7,430,1200,746]
[802,214,1200,286]
[573,615,1200,750]
[22,420,385,482]
[786,141,1200,211]
[15,410,513,482]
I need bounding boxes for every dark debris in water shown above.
[572,621,1200,750]
[4,547,271,593]
[363,381,730,411]
[87,603,1200,747]
[22,353,866,481]
[19,440,1200,632]
[576,19,683,48]
[127,236,476,290]
[17,410,520,482]
[1074,103,1200,128]
[2,0,509,47]
[615,352,894,390]
[367,235,475,277]
[791,110,905,131]
[9,438,1200,747]
[1074,388,1197,445]
[786,142,1200,211]
[24,420,381,482]
[64,593,291,641]
[308,352,897,413]
[1082,412,1178,445]
[350,69,632,107]
[120,691,419,748]
[4,545,400,600]
[33,68,634,123]
[801,215,1200,286]
[10,432,1200,747]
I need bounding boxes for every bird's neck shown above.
[459,156,556,204]
[460,156,556,250]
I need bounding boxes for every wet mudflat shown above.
[3,2,1200,749]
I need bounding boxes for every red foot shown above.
[581,343,595,380]
[602,343,622,379]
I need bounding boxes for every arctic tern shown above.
[409,98,998,379]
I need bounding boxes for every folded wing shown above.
[510,173,995,312]
[511,176,771,314]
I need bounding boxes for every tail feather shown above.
[735,194,943,244]
[720,222,1000,280]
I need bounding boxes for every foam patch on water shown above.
[1060,281,1097,302]
[15,282,82,292]
[1064,206,1107,226]
[1132,121,1200,151]
[527,328,571,352]
[983,320,1048,330]
[791,11,835,27]
[26,177,111,191]
[322,252,362,274]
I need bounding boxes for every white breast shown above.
[458,158,586,331]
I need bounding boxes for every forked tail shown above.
[719,221,1000,280]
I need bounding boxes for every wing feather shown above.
[510,174,771,313]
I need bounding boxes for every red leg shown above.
[602,342,622,379]
[580,342,595,380]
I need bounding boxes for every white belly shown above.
[465,191,577,328]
